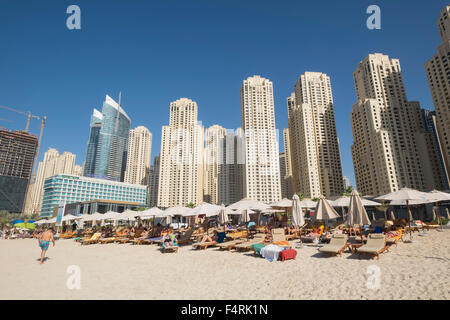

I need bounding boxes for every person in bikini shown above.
[37,228,55,264]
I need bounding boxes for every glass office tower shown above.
[84,95,131,181]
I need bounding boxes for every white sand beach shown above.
[1,230,449,300]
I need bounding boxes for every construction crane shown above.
[0,105,47,214]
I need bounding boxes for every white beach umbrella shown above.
[191,203,223,217]
[140,207,165,218]
[227,198,271,212]
[240,209,251,224]
[331,196,380,207]
[101,211,120,220]
[34,219,48,225]
[347,190,371,227]
[47,217,57,224]
[425,190,450,229]
[61,214,81,222]
[291,194,305,228]
[270,198,293,208]
[218,204,229,226]
[164,206,193,216]
[83,212,104,222]
[314,196,340,221]
[376,188,430,242]
[298,199,317,208]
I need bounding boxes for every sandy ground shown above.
[1,230,449,300]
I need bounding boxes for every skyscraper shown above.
[124,126,152,185]
[158,98,204,207]
[83,94,130,181]
[0,129,38,212]
[203,124,226,204]
[425,5,450,188]
[148,155,160,208]
[240,75,281,203]
[287,72,344,198]
[25,148,80,215]
[281,128,293,199]
[217,128,245,205]
[351,53,438,195]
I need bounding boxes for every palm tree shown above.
[296,192,304,201]
[186,202,195,209]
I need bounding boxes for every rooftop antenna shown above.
[115,91,121,133]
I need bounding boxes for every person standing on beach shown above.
[37,228,55,264]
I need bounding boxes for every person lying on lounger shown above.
[200,230,218,243]
[162,232,177,246]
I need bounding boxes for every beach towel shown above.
[251,243,265,255]
[279,249,297,261]
[273,240,290,247]
[260,244,284,262]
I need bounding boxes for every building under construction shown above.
[0,129,38,212]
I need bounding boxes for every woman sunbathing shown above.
[200,230,218,243]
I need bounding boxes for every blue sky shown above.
[0,0,447,186]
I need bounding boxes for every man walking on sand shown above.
[38,228,55,264]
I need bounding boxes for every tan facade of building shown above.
[351,53,441,195]
[203,124,226,204]
[425,5,450,188]
[124,126,152,185]
[25,148,79,214]
[240,76,281,203]
[157,98,204,207]
[288,72,344,199]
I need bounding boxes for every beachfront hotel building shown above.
[83,94,130,182]
[287,72,344,199]
[281,128,293,199]
[124,126,152,185]
[0,129,38,213]
[240,75,281,203]
[25,148,82,215]
[157,98,204,207]
[350,53,441,196]
[425,5,450,188]
[40,174,147,217]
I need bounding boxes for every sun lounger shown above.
[318,234,349,256]
[98,237,117,244]
[177,229,195,245]
[192,241,217,250]
[271,229,292,248]
[356,234,389,259]
[80,232,102,245]
[217,239,247,251]
[233,233,266,251]
[162,242,179,253]
[385,229,402,246]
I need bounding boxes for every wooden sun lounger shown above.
[80,232,102,245]
[163,245,179,253]
[233,234,266,251]
[192,241,218,250]
[356,234,389,259]
[217,239,246,251]
[98,237,117,244]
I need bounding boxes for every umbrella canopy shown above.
[375,188,430,202]
[227,198,271,212]
[331,196,380,207]
[101,211,120,220]
[425,190,450,202]
[389,199,430,206]
[218,205,229,225]
[47,217,57,223]
[291,194,305,228]
[164,206,193,216]
[139,207,165,218]
[347,190,371,226]
[261,208,285,214]
[270,198,293,208]
[61,214,81,222]
[82,212,104,222]
[191,203,223,217]
[315,196,340,220]
[298,198,317,208]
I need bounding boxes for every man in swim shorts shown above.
[38,228,55,264]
